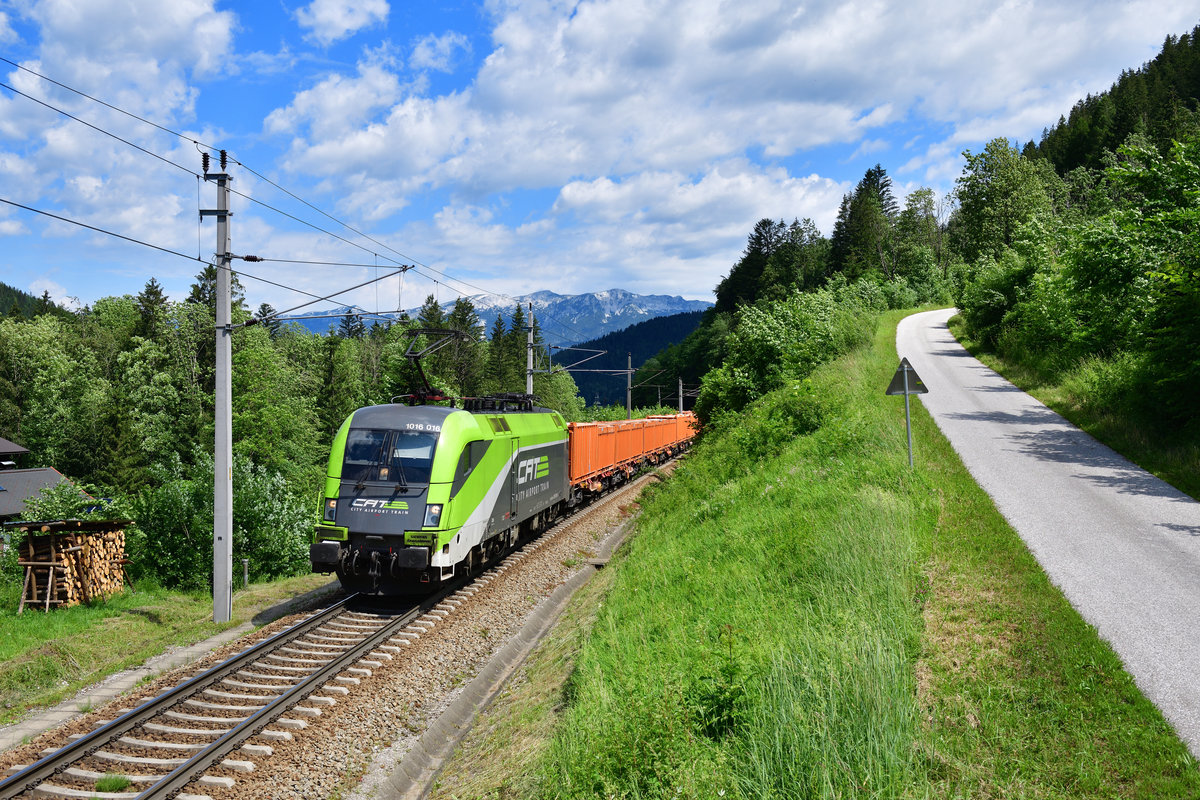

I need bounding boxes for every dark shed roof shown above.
[0,468,68,520]
[0,437,30,457]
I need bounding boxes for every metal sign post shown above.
[885,357,928,467]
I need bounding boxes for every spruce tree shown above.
[136,277,168,339]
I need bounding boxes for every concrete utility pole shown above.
[626,353,632,420]
[526,303,534,395]
[202,153,233,624]
[678,377,683,412]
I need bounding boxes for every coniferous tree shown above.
[33,290,56,316]
[445,297,484,396]
[505,305,528,392]
[486,313,508,394]
[714,218,786,313]
[257,302,282,339]
[136,277,168,339]
[830,165,898,278]
[187,264,246,315]
[337,313,366,340]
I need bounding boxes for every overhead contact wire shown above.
[4,58,593,345]
[0,197,209,265]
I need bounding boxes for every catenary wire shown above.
[2,59,595,345]
[236,265,410,320]
[0,80,197,178]
[0,197,209,265]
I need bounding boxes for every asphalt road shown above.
[898,308,1200,757]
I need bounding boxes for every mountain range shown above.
[280,288,711,345]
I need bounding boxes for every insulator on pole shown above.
[220,150,227,170]
[202,151,210,173]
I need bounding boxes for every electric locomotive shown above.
[310,394,570,595]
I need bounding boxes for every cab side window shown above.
[450,440,491,498]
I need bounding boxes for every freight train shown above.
[310,394,697,595]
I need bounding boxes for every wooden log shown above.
[18,567,31,614]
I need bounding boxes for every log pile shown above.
[12,520,132,613]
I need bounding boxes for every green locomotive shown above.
[310,395,570,594]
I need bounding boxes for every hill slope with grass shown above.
[431,309,1198,800]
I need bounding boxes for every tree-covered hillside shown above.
[1026,24,1200,173]
[634,168,955,420]
[555,311,706,407]
[1,281,70,320]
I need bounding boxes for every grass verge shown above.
[947,315,1200,501]
[0,573,333,725]
[431,308,1199,799]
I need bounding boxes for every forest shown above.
[2,23,1198,594]
[0,279,584,590]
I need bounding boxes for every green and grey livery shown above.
[311,399,569,594]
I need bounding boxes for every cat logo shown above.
[516,455,550,485]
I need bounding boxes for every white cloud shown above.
[295,0,388,47]
[250,0,1199,303]
[29,277,76,308]
[272,0,1197,214]
[410,31,471,73]
[0,11,17,44]
[265,60,402,139]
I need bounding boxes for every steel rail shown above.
[0,594,357,799]
[139,587,458,799]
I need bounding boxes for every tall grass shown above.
[538,316,937,799]
[530,309,1200,799]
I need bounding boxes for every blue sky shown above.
[0,1,1195,325]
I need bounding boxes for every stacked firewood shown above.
[13,520,131,613]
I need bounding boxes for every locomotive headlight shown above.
[423,504,443,527]
[323,499,337,522]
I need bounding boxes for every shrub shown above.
[957,249,1036,348]
[130,451,311,591]
[695,287,877,425]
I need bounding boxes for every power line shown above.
[0,56,208,148]
[2,58,597,345]
[236,264,410,320]
[0,197,209,266]
[0,80,197,178]
[257,257,411,269]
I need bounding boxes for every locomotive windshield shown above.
[342,429,438,485]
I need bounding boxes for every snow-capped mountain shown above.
[280,289,711,345]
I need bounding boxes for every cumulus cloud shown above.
[248,0,1198,301]
[265,60,403,139]
[0,219,29,236]
[410,31,471,72]
[270,0,1195,214]
[0,11,17,44]
[5,0,1196,308]
[29,277,78,309]
[296,0,388,46]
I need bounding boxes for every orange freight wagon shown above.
[567,412,698,488]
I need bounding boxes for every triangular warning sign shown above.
[886,357,928,395]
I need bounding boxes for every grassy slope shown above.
[430,309,1198,799]
[0,573,332,724]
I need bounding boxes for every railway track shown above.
[0,458,681,799]
[0,589,458,800]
